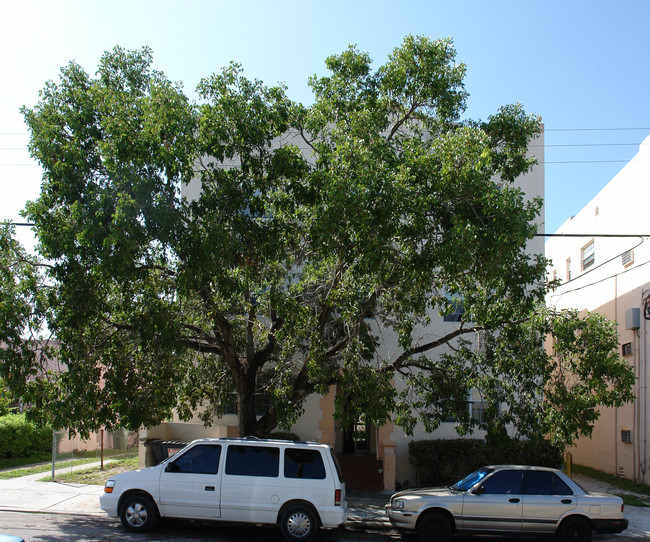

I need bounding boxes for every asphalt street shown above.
[0,511,642,542]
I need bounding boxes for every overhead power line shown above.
[545,127,650,132]
[539,233,650,238]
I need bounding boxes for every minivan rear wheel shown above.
[280,505,318,542]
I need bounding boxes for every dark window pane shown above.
[481,470,523,494]
[553,474,574,495]
[225,445,279,477]
[169,444,221,475]
[284,449,326,479]
[526,471,555,495]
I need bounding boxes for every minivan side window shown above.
[284,449,326,479]
[167,444,221,475]
[225,445,280,477]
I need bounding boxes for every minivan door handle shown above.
[509,498,520,503]
[561,499,572,504]
[205,486,215,492]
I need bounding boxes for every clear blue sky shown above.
[2,0,649,250]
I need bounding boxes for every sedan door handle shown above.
[561,499,573,504]
[509,498,520,503]
[205,486,215,492]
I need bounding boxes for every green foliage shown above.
[409,438,563,487]
[0,379,16,416]
[0,453,52,471]
[0,413,52,459]
[3,36,633,446]
[0,223,49,408]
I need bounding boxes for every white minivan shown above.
[100,437,348,541]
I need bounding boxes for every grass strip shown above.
[0,457,102,479]
[573,464,650,497]
[43,456,139,485]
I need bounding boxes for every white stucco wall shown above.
[545,134,650,483]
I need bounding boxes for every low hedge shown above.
[409,438,563,487]
[0,413,52,460]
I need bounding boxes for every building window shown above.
[622,342,633,356]
[443,295,464,322]
[223,392,272,416]
[581,240,595,271]
[566,258,571,282]
[622,250,634,268]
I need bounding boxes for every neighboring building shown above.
[546,135,650,484]
[141,128,545,490]
[3,340,136,455]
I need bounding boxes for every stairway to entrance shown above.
[338,454,384,491]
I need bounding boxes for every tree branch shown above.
[386,102,420,141]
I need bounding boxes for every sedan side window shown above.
[552,474,574,495]
[166,444,221,475]
[525,471,555,495]
[525,471,574,495]
[479,470,523,494]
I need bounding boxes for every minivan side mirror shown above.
[165,462,180,473]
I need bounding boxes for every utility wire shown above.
[549,258,650,299]
[539,233,650,238]
[545,127,650,132]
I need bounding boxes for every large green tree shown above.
[6,37,633,446]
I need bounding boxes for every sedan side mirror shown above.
[473,485,485,495]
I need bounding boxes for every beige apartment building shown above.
[546,134,650,483]
[141,128,545,491]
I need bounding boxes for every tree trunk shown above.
[236,373,258,437]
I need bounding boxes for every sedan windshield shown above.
[451,467,494,491]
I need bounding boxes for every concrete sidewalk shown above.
[0,466,648,537]
[0,464,392,528]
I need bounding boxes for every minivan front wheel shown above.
[280,505,318,542]
[119,494,159,532]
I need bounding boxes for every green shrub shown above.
[409,438,563,487]
[0,413,52,459]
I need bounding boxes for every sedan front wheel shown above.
[417,511,452,542]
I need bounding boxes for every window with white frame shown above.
[581,240,595,271]
[622,249,633,268]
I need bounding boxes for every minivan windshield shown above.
[450,467,494,491]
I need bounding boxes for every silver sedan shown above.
[386,465,628,542]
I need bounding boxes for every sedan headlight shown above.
[104,480,115,493]
[391,499,405,510]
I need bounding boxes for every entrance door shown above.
[342,418,371,454]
